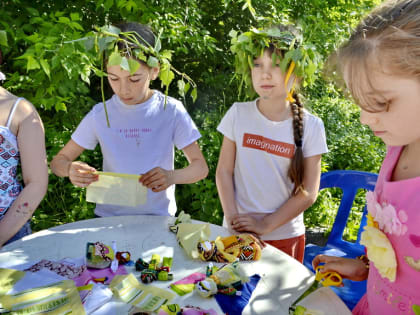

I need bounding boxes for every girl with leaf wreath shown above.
[313,0,420,313]
[216,25,327,262]
[51,22,208,218]
[0,45,48,248]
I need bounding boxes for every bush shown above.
[0,0,385,239]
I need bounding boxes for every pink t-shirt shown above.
[353,146,420,315]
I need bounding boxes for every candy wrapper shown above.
[195,261,249,298]
[86,242,115,269]
[158,304,218,315]
[197,234,262,263]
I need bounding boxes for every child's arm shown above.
[0,102,48,247]
[140,141,208,192]
[313,254,369,281]
[215,136,239,230]
[50,140,98,188]
[232,154,322,235]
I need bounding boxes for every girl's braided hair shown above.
[289,93,305,194]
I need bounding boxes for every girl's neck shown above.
[392,140,420,181]
[256,97,291,122]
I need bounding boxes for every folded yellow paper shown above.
[176,223,211,259]
[86,171,147,207]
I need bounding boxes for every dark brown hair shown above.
[116,22,156,50]
[289,93,305,195]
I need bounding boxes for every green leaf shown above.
[292,48,303,62]
[191,88,197,102]
[0,30,7,47]
[108,51,122,66]
[177,80,185,96]
[26,56,40,71]
[128,58,140,75]
[134,49,147,62]
[40,59,51,79]
[154,33,162,53]
[54,102,67,112]
[147,56,159,68]
[70,13,80,21]
[83,37,95,51]
[119,56,130,71]
[70,22,84,31]
[159,64,174,87]
[94,68,107,77]
[101,25,121,36]
[104,0,114,10]
[184,82,190,94]
[26,7,39,16]
[238,34,250,43]
[58,17,71,24]
[159,50,172,60]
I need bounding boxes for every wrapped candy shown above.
[86,242,115,269]
[197,234,262,263]
[195,261,249,298]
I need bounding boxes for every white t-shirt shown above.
[72,90,201,217]
[217,100,328,240]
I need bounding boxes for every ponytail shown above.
[288,93,306,195]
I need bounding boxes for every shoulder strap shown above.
[6,97,23,128]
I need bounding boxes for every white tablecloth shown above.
[0,215,351,315]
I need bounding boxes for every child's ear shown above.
[150,66,160,80]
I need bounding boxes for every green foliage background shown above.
[0,0,385,239]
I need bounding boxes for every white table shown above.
[0,215,351,315]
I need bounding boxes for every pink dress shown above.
[353,146,420,315]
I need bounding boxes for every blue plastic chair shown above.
[303,170,378,310]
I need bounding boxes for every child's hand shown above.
[312,254,369,282]
[230,214,269,236]
[68,161,98,188]
[139,167,174,192]
[247,232,267,249]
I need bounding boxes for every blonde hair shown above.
[336,0,420,111]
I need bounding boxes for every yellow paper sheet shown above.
[86,171,147,207]
[110,273,175,312]
[0,268,25,295]
[176,223,211,259]
[0,279,85,314]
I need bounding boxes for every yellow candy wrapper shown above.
[86,171,147,207]
[198,234,262,263]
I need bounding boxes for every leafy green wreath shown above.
[83,25,197,127]
[229,25,319,99]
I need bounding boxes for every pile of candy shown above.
[135,254,173,283]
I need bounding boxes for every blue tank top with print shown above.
[0,98,22,219]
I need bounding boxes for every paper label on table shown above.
[86,171,147,207]
[110,273,175,312]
